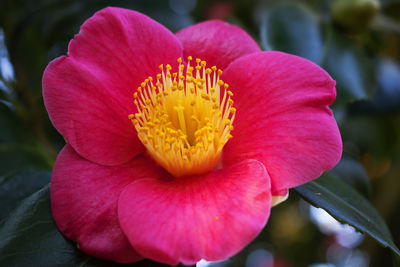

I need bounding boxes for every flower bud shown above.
[332,0,380,33]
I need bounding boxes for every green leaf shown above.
[321,28,376,105]
[0,102,35,144]
[294,173,400,257]
[329,156,372,197]
[260,3,323,63]
[0,102,52,173]
[0,185,86,266]
[0,144,51,174]
[0,169,51,222]
[0,185,175,266]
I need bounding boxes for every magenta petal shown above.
[43,7,182,165]
[176,20,260,69]
[51,145,166,263]
[118,160,271,265]
[221,51,342,195]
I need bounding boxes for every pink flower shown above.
[42,7,342,266]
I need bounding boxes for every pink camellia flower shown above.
[42,7,342,266]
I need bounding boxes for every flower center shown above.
[129,57,235,177]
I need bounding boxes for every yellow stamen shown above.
[129,57,236,177]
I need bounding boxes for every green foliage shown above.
[261,3,323,63]
[260,2,377,105]
[0,169,50,222]
[294,173,400,257]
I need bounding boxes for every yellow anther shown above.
[166,64,172,70]
[218,80,224,86]
[224,83,229,89]
[177,57,182,63]
[196,58,201,64]
[128,114,134,120]
[191,115,199,122]
[201,61,206,67]
[206,68,212,74]
[133,92,138,98]
[218,69,223,75]
[188,56,192,61]
[195,66,202,70]
[230,107,236,114]
[201,94,210,100]
[159,64,163,70]
[157,74,162,79]
[228,99,234,105]
[212,66,217,71]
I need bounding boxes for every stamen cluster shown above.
[129,57,235,177]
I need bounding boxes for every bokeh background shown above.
[1,0,400,266]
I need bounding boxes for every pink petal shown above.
[221,51,342,195]
[43,7,182,165]
[51,145,165,263]
[176,20,261,69]
[118,160,271,265]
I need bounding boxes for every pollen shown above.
[129,57,235,177]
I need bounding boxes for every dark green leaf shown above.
[0,169,51,222]
[351,58,400,113]
[261,3,323,63]
[0,102,35,144]
[0,185,88,266]
[294,174,400,257]
[0,144,51,173]
[0,185,178,266]
[0,101,52,173]
[321,29,376,104]
[0,169,51,220]
[329,156,371,197]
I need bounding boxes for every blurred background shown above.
[1,0,400,266]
